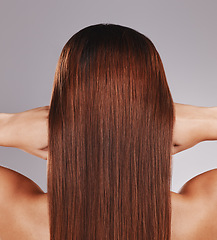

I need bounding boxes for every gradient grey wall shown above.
[0,0,216,193]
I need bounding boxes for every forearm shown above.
[174,103,217,142]
[0,113,14,147]
[172,103,217,154]
[200,106,217,141]
[0,107,48,160]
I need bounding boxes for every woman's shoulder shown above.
[178,169,217,198]
[171,169,217,240]
[0,166,44,197]
[1,166,217,239]
[0,166,49,240]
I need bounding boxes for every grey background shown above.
[0,0,216,193]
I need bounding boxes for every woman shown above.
[0,24,217,240]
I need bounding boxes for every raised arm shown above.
[0,104,217,158]
[172,103,217,154]
[0,107,49,160]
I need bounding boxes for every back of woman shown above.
[1,23,217,240]
[48,24,173,240]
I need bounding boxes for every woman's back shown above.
[1,165,217,240]
[1,24,217,239]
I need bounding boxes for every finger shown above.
[40,146,48,151]
[172,145,183,155]
[28,149,48,160]
[37,150,48,160]
[36,106,50,111]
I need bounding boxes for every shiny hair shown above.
[48,23,174,240]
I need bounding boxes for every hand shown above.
[0,106,49,160]
[172,103,217,155]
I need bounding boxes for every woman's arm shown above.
[0,104,217,158]
[172,103,217,154]
[0,113,16,147]
[0,107,49,160]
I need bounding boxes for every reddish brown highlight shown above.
[48,24,174,240]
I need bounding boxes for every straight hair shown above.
[48,24,174,240]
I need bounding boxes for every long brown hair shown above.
[48,24,174,240]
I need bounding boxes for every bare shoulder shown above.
[179,168,217,200]
[0,166,49,239]
[171,169,217,240]
[0,165,44,200]
[0,165,45,214]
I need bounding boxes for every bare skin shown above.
[0,104,217,239]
